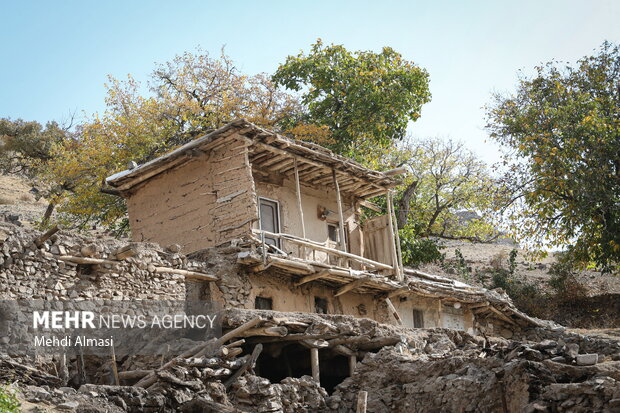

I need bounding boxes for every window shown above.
[314,297,328,314]
[258,198,280,247]
[255,296,273,310]
[412,309,424,328]
[327,223,339,242]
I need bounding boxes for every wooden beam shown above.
[268,256,315,274]
[224,344,263,389]
[241,326,288,337]
[385,297,403,326]
[154,267,218,281]
[294,158,306,259]
[310,347,320,383]
[356,391,368,413]
[334,278,368,297]
[253,229,393,271]
[34,225,59,248]
[484,305,517,326]
[359,200,382,213]
[333,169,347,253]
[266,157,295,172]
[294,270,329,287]
[58,255,117,266]
[349,355,357,376]
[385,191,401,280]
[248,138,392,196]
[383,166,408,176]
[387,287,409,299]
[255,153,287,168]
[388,191,404,281]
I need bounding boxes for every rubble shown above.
[0,220,619,412]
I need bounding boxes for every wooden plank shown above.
[485,305,517,326]
[356,391,368,413]
[110,344,119,385]
[265,157,294,171]
[359,200,382,213]
[58,256,118,266]
[154,267,218,281]
[34,225,59,248]
[385,191,401,280]
[334,278,368,297]
[268,256,315,274]
[252,229,393,271]
[224,344,263,389]
[333,169,347,254]
[385,297,403,326]
[294,158,306,258]
[294,270,329,287]
[388,191,404,281]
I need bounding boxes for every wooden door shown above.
[259,198,280,247]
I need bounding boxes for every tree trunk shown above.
[42,202,55,226]
[396,181,418,229]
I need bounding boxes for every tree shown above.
[0,118,74,225]
[487,42,620,271]
[390,138,502,242]
[272,40,431,155]
[0,118,67,177]
[43,49,308,231]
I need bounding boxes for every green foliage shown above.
[483,249,546,316]
[440,248,472,279]
[0,385,20,413]
[386,138,504,242]
[487,42,620,272]
[547,253,587,300]
[399,230,444,267]
[0,118,67,177]
[273,39,431,155]
[42,49,307,230]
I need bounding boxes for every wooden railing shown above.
[252,228,394,273]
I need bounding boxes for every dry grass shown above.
[18,193,33,203]
[0,196,14,205]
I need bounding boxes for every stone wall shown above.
[0,222,199,301]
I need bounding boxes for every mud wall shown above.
[253,176,362,261]
[127,134,258,253]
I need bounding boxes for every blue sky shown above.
[1,0,619,163]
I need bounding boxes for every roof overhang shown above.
[106,119,402,199]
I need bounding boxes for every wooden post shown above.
[348,355,357,375]
[438,299,443,328]
[385,297,403,326]
[110,344,120,385]
[385,191,400,280]
[34,224,59,248]
[332,169,347,256]
[310,347,320,383]
[356,391,368,413]
[77,345,86,385]
[388,191,404,281]
[294,158,306,259]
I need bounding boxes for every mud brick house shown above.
[106,119,538,335]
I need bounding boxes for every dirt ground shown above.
[419,239,620,296]
[0,174,47,227]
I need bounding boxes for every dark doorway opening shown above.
[251,342,350,394]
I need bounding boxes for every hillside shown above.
[0,174,47,227]
[419,240,620,328]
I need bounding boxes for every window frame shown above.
[258,196,281,248]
